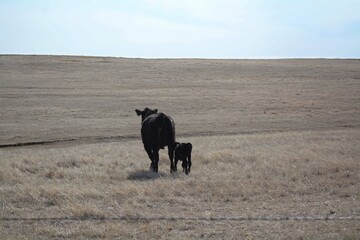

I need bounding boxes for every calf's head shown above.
[135,108,158,122]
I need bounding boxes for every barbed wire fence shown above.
[1,214,360,222]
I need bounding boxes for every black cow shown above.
[174,142,192,175]
[135,108,176,173]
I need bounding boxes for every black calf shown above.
[174,142,192,175]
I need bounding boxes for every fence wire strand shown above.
[1,215,360,222]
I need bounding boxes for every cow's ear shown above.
[153,109,158,113]
[135,109,142,116]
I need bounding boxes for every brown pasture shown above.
[0,55,359,239]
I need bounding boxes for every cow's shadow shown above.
[127,170,167,181]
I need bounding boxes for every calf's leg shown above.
[188,152,192,174]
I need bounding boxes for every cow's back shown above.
[141,112,175,148]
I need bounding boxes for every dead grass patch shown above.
[1,130,359,238]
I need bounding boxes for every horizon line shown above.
[1,53,359,61]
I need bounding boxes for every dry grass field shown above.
[1,55,360,239]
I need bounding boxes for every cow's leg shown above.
[144,145,154,171]
[168,144,176,173]
[152,149,159,173]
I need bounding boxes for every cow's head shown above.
[135,108,158,122]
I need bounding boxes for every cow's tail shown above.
[168,116,176,146]
[162,114,175,148]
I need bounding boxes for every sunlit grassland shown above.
[1,129,359,239]
[1,56,360,239]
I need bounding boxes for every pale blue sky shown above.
[1,0,359,58]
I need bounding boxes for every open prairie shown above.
[1,55,360,239]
